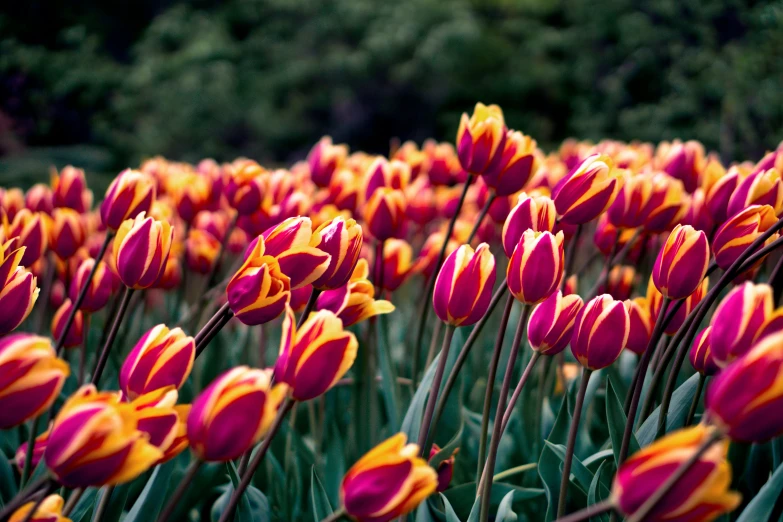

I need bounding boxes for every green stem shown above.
[552,500,614,522]
[92,486,115,522]
[297,287,322,328]
[416,324,456,456]
[90,286,134,385]
[20,416,40,488]
[499,352,541,435]
[466,192,496,244]
[684,374,706,427]
[556,368,593,518]
[492,463,537,482]
[62,488,85,516]
[320,506,347,522]
[158,459,202,522]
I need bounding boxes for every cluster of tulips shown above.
[1,102,783,522]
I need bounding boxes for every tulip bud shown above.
[309,216,363,290]
[276,307,357,400]
[260,217,331,289]
[527,291,583,355]
[712,204,778,270]
[706,330,783,442]
[53,165,92,213]
[612,425,739,520]
[0,242,39,334]
[571,294,630,370]
[648,276,708,336]
[188,366,287,461]
[434,243,496,326]
[341,433,438,522]
[185,229,220,274]
[607,171,657,228]
[624,297,653,355]
[3,209,48,266]
[689,327,719,376]
[224,159,267,215]
[119,324,195,400]
[69,258,114,313]
[131,387,188,463]
[51,299,84,349]
[429,444,457,492]
[481,130,539,196]
[48,208,85,260]
[100,169,156,231]
[15,428,49,472]
[308,136,349,188]
[381,239,414,292]
[25,183,54,215]
[501,193,556,257]
[456,103,507,175]
[423,140,465,186]
[507,230,564,304]
[727,168,783,217]
[655,140,706,193]
[113,213,173,289]
[682,188,714,234]
[316,259,394,327]
[170,172,211,223]
[364,188,406,241]
[709,282,772,368]
[412,232,458,281]
[552,153,623,225]
[601,266,636,301]
[364,158,411,201]
[652,224,710,300]
[705,166,742,224]
[45,385,162,487]
[644,173,686,233]
[228,239,291,325]
[9,494,70,522]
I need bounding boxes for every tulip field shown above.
[3,102,783,522]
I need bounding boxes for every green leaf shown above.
[0,447,17,505]
[466,497,481,522]
[605,378,639,466]
[543,442,605,495]
[587,461,611,522]
[736,462,783,522]
[442,482,542,519]
[310,467,333,521]
[91,484,130,522]
[124,462,175,522]
[538,388,571,522]
[583,450,614,471]
[212,461,270,522]
[495,490,517,521]
[429,421,463,470]
[440,494,462,522]
[636,373,700,446]
[415,502,437,522]
[70,488,99,522]
[377,314,401,429]
[323,423,346,507]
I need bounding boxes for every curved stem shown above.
[62,488,84,516]
[195,305,234,358]
[90,286,134,385]
[157,459,202,522]
[552,500,614,522]
[194,302,231,346]
[499,352,541,436]
[466,192,496,244]
[33,252,56,333]
[297,288,322,328]
[0,475,51,521]
[561,225,583,291]
[416,325,456,456]
[78,314,90,385]
[423,320,443,373]
[20,416,40,488]
[476,294,515,481]
[92,486,114,522]
[19,481,56,522]
[684,374,706,427]
[556,368,593,518]
[320,507,347,522]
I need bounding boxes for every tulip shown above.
[552,153,623,225]
[648,276,708,336]
[411,232,459,280]
[456,102,507,175]
[507,230,564,304]
[624,297,653,355]
[48,208,85,260]
[3,209,48,266]
[428,444,457,492]
[527,291,584,355]
[69,258,114,313]
[655,139,706,193]
[155,256,182,290]
[9,494,70,522]
[433,243,496,326]
[704,166,742,224]
[100,169,156,231]
[119,324,195,400]
[224,159,267,216]
[644,173,686,233]
[341,433,438,522]
[607,171,657,228]
[592,215,639,259]
[563,274,578,296]
[364,157,411,200]
[45,385,162,487]
[393,141,428,179]
[325,170,362,215]
[601,266,636,301]
[260,217,331,289]
[308,136,349,188]
[501,192,556,257]
[571,294,630,370]
[481,130,539,196]
[364,188,406,241]
[709,282,772,368]
[131,387,188,463]
[15,428,49,472]
[611,424,739,520]
[228,240,291,325]
[712,204,778,270]
[51,299,84,349]
[424,140,465,186]
[381,239,414,292]
[113,212,173,289]
[309,216,363,290]
[52,165,92,213]
[25,183,54,215]
[185,228,220,274]
[316,259,395,327]
[652,224,710,300]
[682,188,715,234]
[275,306,358,400]
[706,330,783,442]
[727,168,783,217]
[0,242,39,334]
[187,366,287,461]
[689,326,719,376]
[170,172,212,223]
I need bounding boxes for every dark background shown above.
[1,0,782,190]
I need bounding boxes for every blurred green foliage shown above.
[1,0,782,185]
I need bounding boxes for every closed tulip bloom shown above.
[411,232,459,281]
[727,168,783,217]
[228,240,291,325]
[644,173,687,233]
[308,136,349,188]
[100,169,155,231]
[119,324,195,400]
[275,306,358,400]
[51,299,84,349]
[364,158,411,201]
[648,276,708,336]
[481,130,539,196]
[131,387,187,462]
[424,140,465,186]
[113,213,173,289]
[48,208,85,260]
[709,283,773,368]
[15,428,49,472]
[501,193,556,257]
[607,171,657,228]
[428,444,457,492]
[341,433,438,522]
[364,188,406,241]
[188,367,287,461]
[403,177,436,226]
[53,165,92,213]
[434,243,496,326]
[185,228,220,274]
[0,242,39,334]
[4,209,48,266]
[260,217,331,289]
[712,204,778,270]
[155,256,182,291]
[611,424,739,520]
[316,259,395,327]
[527,291,584,355]
[564,274,578,296]
[9,494,70,522]
[45,385,162,487]
[706,330,783,442]
[690,327,720,376]
[170,172,211,223]
[507,230,564,304]
[309,216,363,290]
[69,258,113,313]
[655,140,706,193]
[705,166,743,224]
[652,224,710,300]
[25,183,54,215]
[571,294,630,370]
[601,266,636,301]
[683,188,715,234]
[552,153,623,225]
[224,159,267,216]
[382,239,414,292]
[456,103,507,175]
